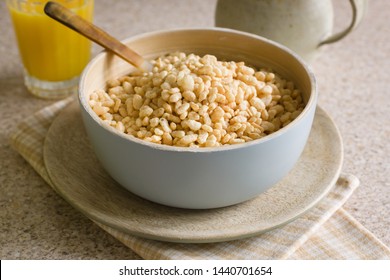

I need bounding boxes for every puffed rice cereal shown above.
[89,52,305,147]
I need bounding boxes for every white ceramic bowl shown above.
[78,28,317,209]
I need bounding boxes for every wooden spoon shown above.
[44,1,152,71]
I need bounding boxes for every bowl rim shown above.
[79,27,317,153]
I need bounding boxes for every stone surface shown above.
[0,0,389,259]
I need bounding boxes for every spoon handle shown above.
[44,1,151,71]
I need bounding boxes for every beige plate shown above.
[44,102,343,243]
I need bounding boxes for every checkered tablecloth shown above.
[10,97,390,259]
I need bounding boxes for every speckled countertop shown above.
[1,0,389,259]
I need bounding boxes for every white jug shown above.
[215,0,367,62]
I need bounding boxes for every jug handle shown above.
[319,0,367,46]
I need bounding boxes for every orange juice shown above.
[8,0,94,81]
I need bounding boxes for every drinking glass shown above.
[7,0,94,99]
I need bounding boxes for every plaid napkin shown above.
[10,97,390,260]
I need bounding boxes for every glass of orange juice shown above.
[7,0,94,99]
